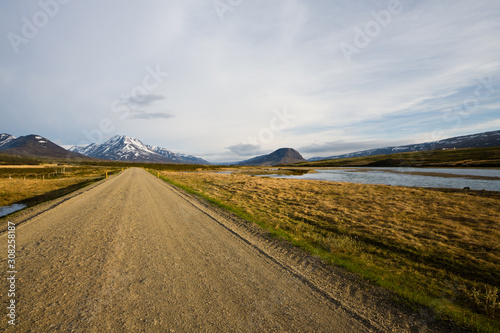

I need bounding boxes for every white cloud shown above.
[226,143,265,157]
[0,0,499,163]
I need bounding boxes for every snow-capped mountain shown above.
[147,145,208,164]
[70,135,209,164]
[0,134,16,148]
[309,130,500,161]
[0,134,88,159]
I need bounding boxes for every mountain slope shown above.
[70,135,209,164]
[147,145,208,164]
[310,130,500,161]
[70,136,162,162]
[0,134,88,159]
[237,148,307,166]
[0,134,16,148]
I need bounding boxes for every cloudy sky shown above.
[1,0,499,162]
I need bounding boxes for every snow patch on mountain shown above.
[70,135,209,164]
[309,130,500,161]
[0,134,16,148]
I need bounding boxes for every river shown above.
[270,168,500,191]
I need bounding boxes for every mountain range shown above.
[69,135,209,164]
[309,130,500,161]
[0,133,208,164]
[2,130,499,166]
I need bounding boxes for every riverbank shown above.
[265,167,500,192]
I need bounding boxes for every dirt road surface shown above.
[1,168,461,332]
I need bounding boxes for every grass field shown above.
[295,146,500,168]
[156,170,500,332]
[0,165,119,208]
[0,153,43,165]
[0,155,222,212]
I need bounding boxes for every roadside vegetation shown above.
[0,151,224,214]
[74,160,224,171]
[0,165,120,208]
[294,146,500,168]
[155,170,500,332]
[0,153,44,165]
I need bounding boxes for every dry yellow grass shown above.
[159,171,500,331]
[0,164,67,168]
[0,178,91,206]
[0,167,116,207]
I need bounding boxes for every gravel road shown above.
[1,168,466,332]
[0,168,374,332]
